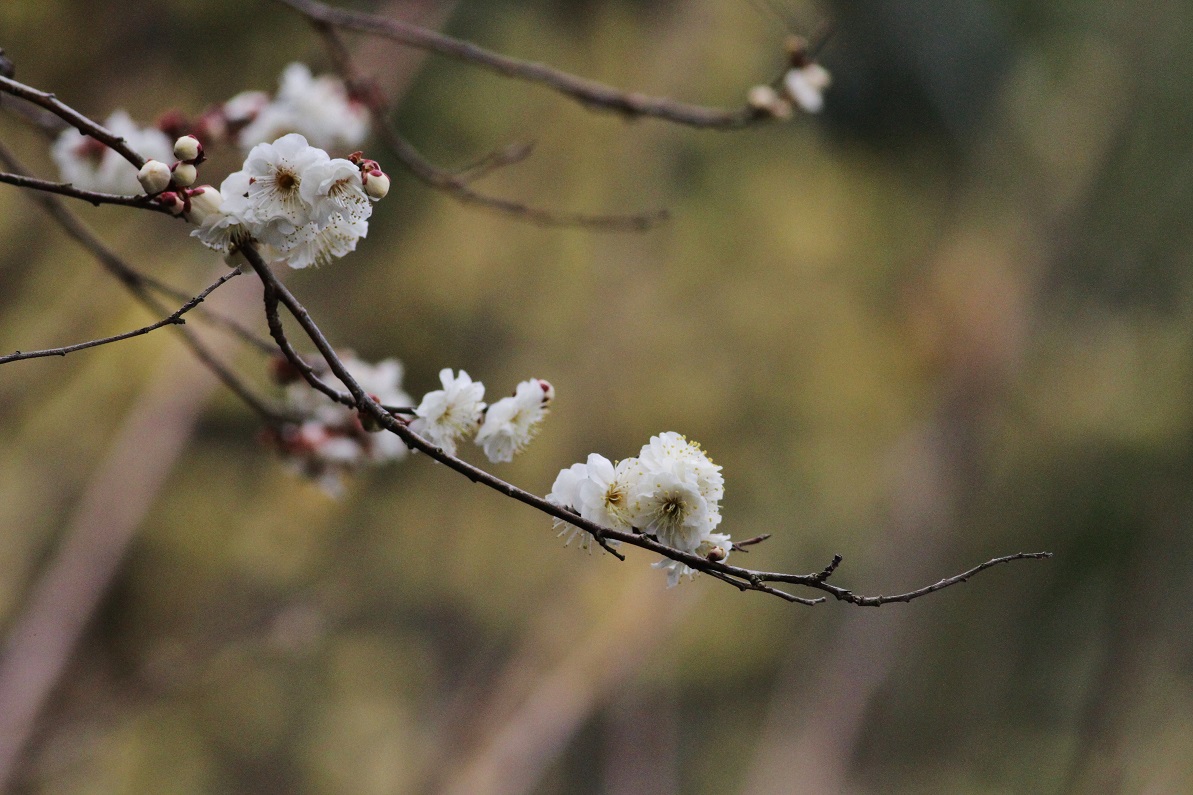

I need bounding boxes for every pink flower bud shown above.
[137,159,172,195]
[538,379,555,405]
[172,161,198,187]
[156,190,187,215]
[363,169,389,200]
[173,134,202,162]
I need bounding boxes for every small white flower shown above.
[281,214,368,269]
[627,468,715,552]
[475,379,553,463]
[52,110,173,195]
[237,63,369,152]
[638,432,724,505]
[548,462,591,548]
[410,369,486,456]
[577,454,639,531]
[299,157,372,227]
[240,133,329,247]
[191,170,253,253]
[783,62,831,114]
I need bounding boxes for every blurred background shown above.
[3,0,1193,792]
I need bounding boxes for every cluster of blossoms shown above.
[747,36,832,118]
[268,357,554,494]
[170,133,390,269]
[547,433,732,586]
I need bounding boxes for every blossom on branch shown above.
[548,432,731,584]
[475,379,554,463]
[410,368,486,456]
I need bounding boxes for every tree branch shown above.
[0,171,174,214]
[0,271,239,364]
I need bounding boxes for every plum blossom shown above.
[52,110,173,195]
[269,354,412,495]
[475,379,554,463]
[783,62,831,114]
[236,63,369,152]
[410,369,486,456]
[547,461,592,548]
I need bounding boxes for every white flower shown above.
[52,110,173,195]
[547,461,591,548]
[281,214,369,269]
[237,63,369,152]
[627,467,715,552]
[783,63,831,114]
[652,533,734,587]
[577,454,639,531]
[638,432,723,505]
[475,379,553,463]
[299,157,372,227]
[240,133,329,247]
[410,369,486,456]
[191,170,253,253]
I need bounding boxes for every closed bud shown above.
[156,190,187,215]
[173,134,202,162]
[747,85,792,119]
[137,159,172,195]
[185,185,223,225]
[172,161,198,187]
[363,169,390,200]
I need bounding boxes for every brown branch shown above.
[243,244,1051,607]
[0,271,239,364]
[0,171,175,214]
[0,140,287,426]
[275,0,767,130]
[305,18,669,231]
[0,74,146,168]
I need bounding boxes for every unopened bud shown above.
[156,190,187,215]
[173,134,202,162]
[185,185,223,225]
[172,161,198,187]
[363,169,390,200]
[747,85,793,119]
[705,544,728,563]
[538,379,555,405]
[137,159,172,195]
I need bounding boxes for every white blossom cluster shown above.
[51,110,173,195]
[184,133,389,269]
[224,63,369,152]
[547,432,732,586]
[270,358,554,494]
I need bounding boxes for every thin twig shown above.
[0,171,174,214]
[0,271,239,364]
[306,18,669,231]
[274,0,768,130]
[0,74,146,168]
[0,141,286,425]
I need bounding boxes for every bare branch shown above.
[0,271,239,364]
[0,171,175,214]
[0,74,146,168]
[306,18,669,231]
[274,0,768,130]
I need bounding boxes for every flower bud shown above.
[156,190,187,215]
[137,159,172,195]
[538,379,555,405]
[185,185,223,225]
[363,169,390,200]
[172,162,198,187]
[173,134,202,162]
[747,85,792,119]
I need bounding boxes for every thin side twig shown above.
[308,19,669,231]
[0,271,239,364]
[274,0,767,130]
[0,171,174,214]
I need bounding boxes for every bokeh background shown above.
[3,0,1193,792]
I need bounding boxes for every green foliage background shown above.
[3,0,1193,792]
